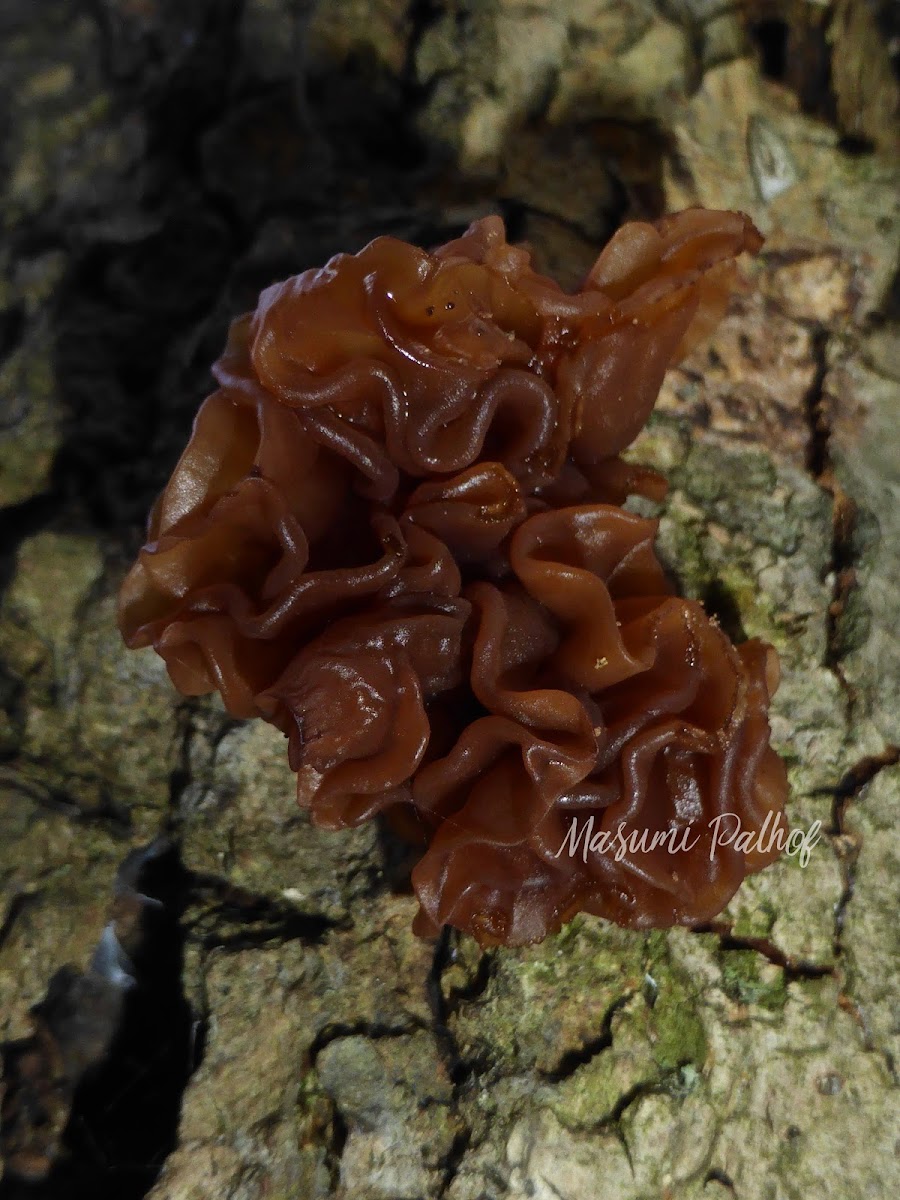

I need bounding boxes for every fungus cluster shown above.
[119,210,788,946]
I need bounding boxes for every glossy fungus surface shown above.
[119,210,789,945]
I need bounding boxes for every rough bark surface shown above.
[0,3,897,1198]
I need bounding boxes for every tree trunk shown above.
[1,3,897,1198]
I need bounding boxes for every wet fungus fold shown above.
[119,210,789,946]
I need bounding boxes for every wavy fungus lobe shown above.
[119,209,788,946]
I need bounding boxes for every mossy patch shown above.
[717,949,788,1012]
[643,940,708,1071]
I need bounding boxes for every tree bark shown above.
[1,3,897,1197]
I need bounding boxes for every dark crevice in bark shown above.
[442,947,497,1011]
[0,766,134,833]
[499,200,606,249]
[705,1166,738,1193]
[828,745,899,967]
[307,1020,420,1066]
[827,744,900,836]
[0,842,196,1200]
[182,872,341,952]
[0,894,36,956]
[184,914,336,953]
[803,325,830,480]
[699,576,748,645]
[165,701,203,822]
[374,814,429,897]
[304,970,472,1197]
[437,1126,472,1198]
[801,323,860,717]
[38,0,449,548]
[693,921,833,980]
[831,836,859,962]
[807,742,900,1081]
[307,1015,445,1194]
[0,302,25,366]
[0,661,25,754]
[597,1068,684,1133]
[798,323,897,1026]
[836,992,899,1085]
[427,928,473,1088]
[50,113,246,537]
[750,18,788,82]
[541,991,635,1083]
[0,496,61,597]
[823,483,859,692]
[536,1172,568,1200]
[323,1102,348,1195]
[404,0,444,93]
[427,929,476,1194]
[746,5,834,126]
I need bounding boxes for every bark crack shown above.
[693,921,833,981]
[427,928,477,1197]
[801,323,860,721]
[182,870,342,952]
[827,744,899,969]
[540,991,636,1082]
